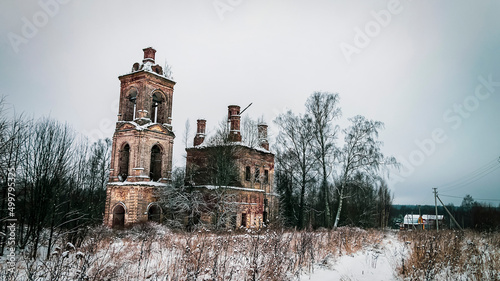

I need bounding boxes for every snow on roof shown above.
[117,120,172,132]
[403,214,444,224]
[128,60,176,82]
[108,181,168,187]
[195,185,265,193]
[187,142,273,155]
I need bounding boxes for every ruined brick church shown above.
[104,48,277,229]
[185,107,277,228]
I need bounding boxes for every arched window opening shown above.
[153,65,163,75]
[151,93,163,123]
[150,145,162,181]
[132,62,140,72]
[119,144,130,182]
[124,90,137,121]
[151,92,168,124]
[148,204,162,223]
[112,204,125,229]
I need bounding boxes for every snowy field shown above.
[1,225,498,280]
[300,233,402,281]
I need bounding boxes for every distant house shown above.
[401,214,444,230]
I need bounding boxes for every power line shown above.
[440,158,499,189]
[441,165,500,192]
[439,157,500,192]
[440,194,500,202]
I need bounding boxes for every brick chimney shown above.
[258,123,269,150]
[143,47,156,64]
[228,105,241,142]
[193,119,206,146]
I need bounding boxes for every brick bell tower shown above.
[104,47,175,228]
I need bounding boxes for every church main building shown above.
[185,107,278,228]
[104,48,277,229]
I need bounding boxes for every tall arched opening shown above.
[119,143,130,182]
[148,204,162,223]
[112,204,125,229]
[150,145,162,181]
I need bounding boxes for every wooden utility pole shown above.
[433,188,439,232]
[437,195,464,231]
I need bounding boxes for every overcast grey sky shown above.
[1,0,499,206]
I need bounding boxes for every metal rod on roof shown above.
[240,103,253,115]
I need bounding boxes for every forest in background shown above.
[1,92,500,263]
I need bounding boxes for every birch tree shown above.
[333,115,397,229]
[305,92,341,228]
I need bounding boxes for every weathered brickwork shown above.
[185,107,278,229]
[104,47,175,228]
[104,49,277,229]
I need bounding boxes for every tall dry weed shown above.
[398,230,500,280]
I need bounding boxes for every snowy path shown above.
[301,233,403,281]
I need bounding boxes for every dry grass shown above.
[397,230,500,281]
[1,224,383,281]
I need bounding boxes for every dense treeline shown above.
[274,92,397,229]
[0,97,111,258]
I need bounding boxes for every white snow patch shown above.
[301,233,403,281]
[188,142,273,154]
[108,181,168,187]
[197,185,265,193]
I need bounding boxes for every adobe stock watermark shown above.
[82,98,119,143]
[388,74,500,187]
[339,0,408,64]
[6,167,17,275]
[213,0,245,21]
[7,0,72,54]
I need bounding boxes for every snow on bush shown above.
[0,224,382,280]
[398,230,500,280]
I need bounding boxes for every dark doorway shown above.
[148,204,162,223]
[112,205,125,229]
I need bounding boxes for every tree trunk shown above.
[298,184,306,229]
[322,169,331,228]
[333,184,344,229]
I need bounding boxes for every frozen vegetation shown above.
[1,224,499,280]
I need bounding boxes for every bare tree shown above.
[274,111,317,229]
[159,185,208,230]
[163,60,174,80]
[306,92,341,228]
[19,118,75,257]
[241,116,259,148]
[333,115,397,229]
[0,98,27,255]
[183,119,191,149]
[376,179,392,228]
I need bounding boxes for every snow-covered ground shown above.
[301,233,404,281]
[2,226,498,280]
